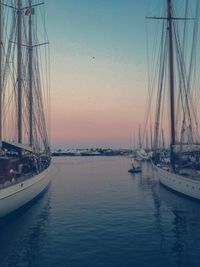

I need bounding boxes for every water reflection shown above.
[137,162,167,260]
[135,161,200,267]
[0,157,199,267]
[159,185,200,266]
[0,187,51,267]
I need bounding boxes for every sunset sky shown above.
[46,0,159,149]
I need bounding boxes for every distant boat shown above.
[128,166,142,174]
[135,148,150,161]
[134,125,151,161]
[128,161,142,173]
[0,0,51,217]
[149,0,200,200]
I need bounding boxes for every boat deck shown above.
[178,168,200,181]
[158,163,200,181]
[0,172,36,190]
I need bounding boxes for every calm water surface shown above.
[0,156,200,267]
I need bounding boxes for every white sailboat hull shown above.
[0,164,53,218]
[153,164,200,200]
[136,148,150,161]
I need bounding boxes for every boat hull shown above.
[0,164,53,218]
[153,164,200,200]
[128,167,142,173]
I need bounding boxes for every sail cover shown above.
[1,141,34,153]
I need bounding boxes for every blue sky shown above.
[47,0,148,65]
[44,0,159,148]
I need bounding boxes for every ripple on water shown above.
[0,157,200,267]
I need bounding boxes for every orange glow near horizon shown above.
[51,67,147,148]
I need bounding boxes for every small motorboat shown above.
[128,162,142,173]
[128,166,142,173]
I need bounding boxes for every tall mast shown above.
[139,124,141,149]
[146,131,149,150]
[17,0,22,144]
[167,0,175,169]
[0,1,3,140]
[29,0,33,146]
[161,128,165,149]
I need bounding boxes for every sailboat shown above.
[148,0,200,199]
[0,0,51,217]
[135,125,151,161]
[129,127,149,172]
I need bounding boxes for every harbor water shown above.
[0,156,200,267]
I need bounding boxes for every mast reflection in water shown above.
[0,157,200,267]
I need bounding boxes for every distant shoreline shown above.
[51,149,131,157]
